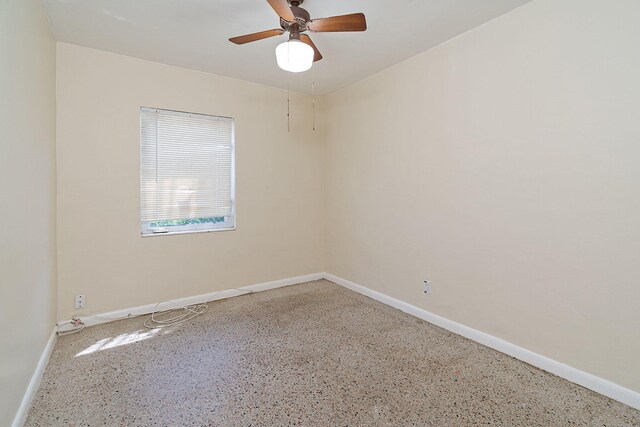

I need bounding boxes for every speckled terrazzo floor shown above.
[26,280,640,426]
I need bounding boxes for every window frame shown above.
[139,107,236,237]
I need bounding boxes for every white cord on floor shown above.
[58,288,256,333]
[56,317,86,336]
[56,324,86,336]
[57,311,145,336]
[83,312,140,321]
[142,288,255,329]
[143,301,208,329]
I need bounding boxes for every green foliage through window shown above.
[150,217,226,228]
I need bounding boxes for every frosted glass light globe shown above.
[275,40,314,73]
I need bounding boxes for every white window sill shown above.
[141,226,236,237]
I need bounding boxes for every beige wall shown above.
[324,0,640,393]
[0,0,58,424]
[56,43,324,321]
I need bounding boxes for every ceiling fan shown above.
[229,0,367,72]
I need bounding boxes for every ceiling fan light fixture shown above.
[275,39,314,72]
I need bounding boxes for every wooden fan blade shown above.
[300,34,323,62]
[267,0,295,21]
[229,29,284,45]
[307,13,367,32]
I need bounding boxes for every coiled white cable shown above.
[143,301,208,329]
[143,288,254,329]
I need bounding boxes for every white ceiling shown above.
[43,0,532,94]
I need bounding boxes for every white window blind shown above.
[140,107,235,235]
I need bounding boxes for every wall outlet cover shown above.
[74,294,86,309]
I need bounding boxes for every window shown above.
[140,107,235,236]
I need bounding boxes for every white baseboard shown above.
[11,328,57,427]
[57,272,325,330]
[53,271,640,411]
[323,273,640,411]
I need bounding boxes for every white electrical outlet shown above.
[423,280,431,295]
[75,294,86,309]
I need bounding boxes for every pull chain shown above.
[312,67,316,131]
[287,74,291,133]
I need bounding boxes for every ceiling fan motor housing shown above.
[291,6,310,23]
[280,0,311,33]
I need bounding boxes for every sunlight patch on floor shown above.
[75,329,160,356]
